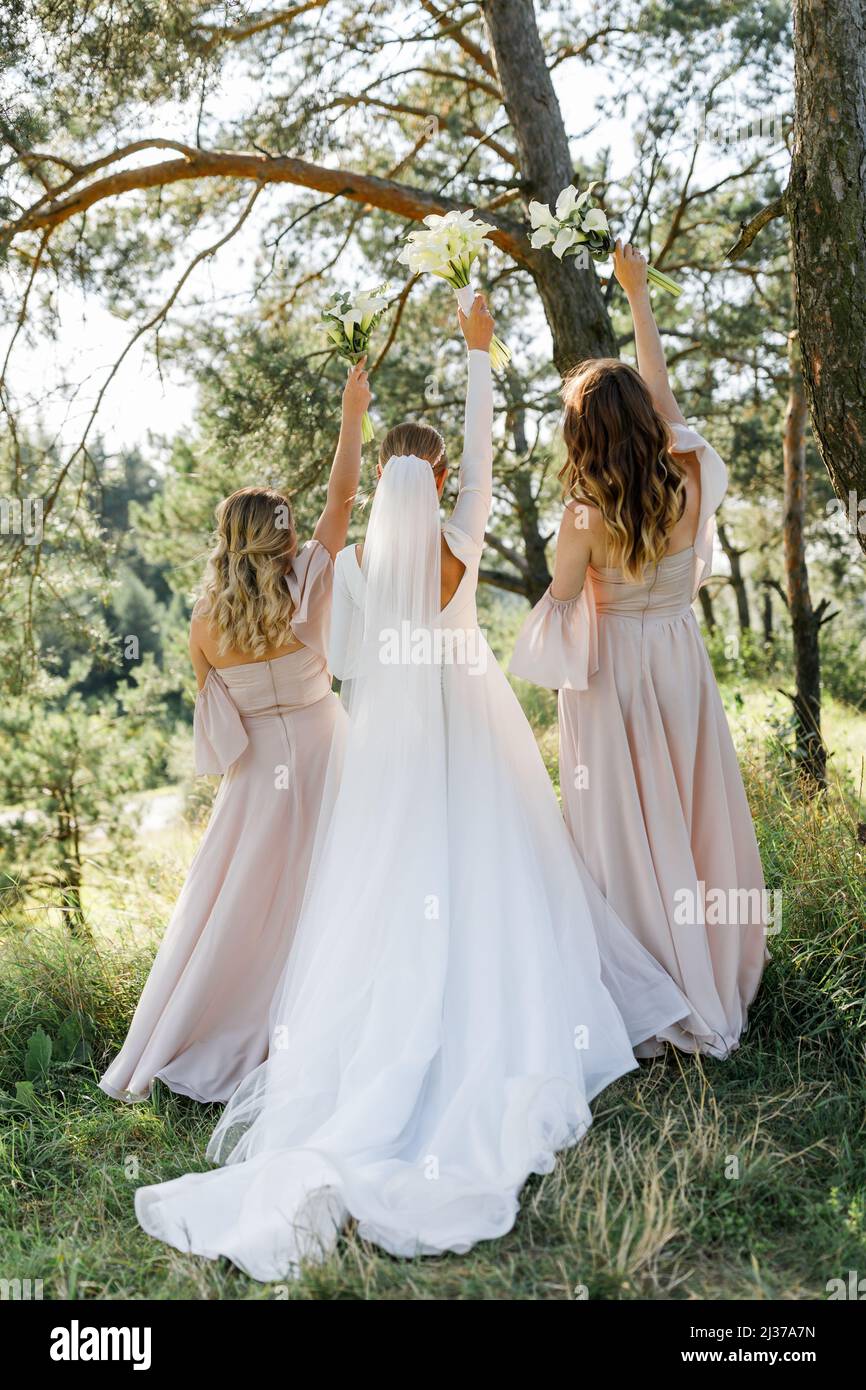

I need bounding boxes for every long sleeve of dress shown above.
[328,547,362,682]
[442,349,493,562]
[509,583,600,692]
[666,421,728,598]
[193,671,249,775]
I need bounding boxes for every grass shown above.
[1,689,864,1300]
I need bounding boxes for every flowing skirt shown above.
[558,609,768,1058]
[135,642,687,1278]
[100,692,345,1103]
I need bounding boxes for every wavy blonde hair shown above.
[559,358,686,581]
[197,487,298,657]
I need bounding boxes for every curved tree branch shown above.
[417,1,499,80]
[196,0,331,51]
[6,147,529,261]
[725,193,789,261]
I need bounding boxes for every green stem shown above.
[646,265,683,298]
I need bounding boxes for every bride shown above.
[135,296,688,1280]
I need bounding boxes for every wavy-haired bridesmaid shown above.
[100,360,371,1102]
[511,244,767,1058]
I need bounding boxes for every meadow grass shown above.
[1,692,864,1301]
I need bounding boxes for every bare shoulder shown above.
[189,605,217,652]
[561,497,603,546]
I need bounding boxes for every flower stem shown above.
[646,265,683,298]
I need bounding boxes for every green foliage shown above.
[23,1028,52,1082]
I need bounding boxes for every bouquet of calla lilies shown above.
[529,184,682,297]
[322,284,393,441]
[399,211,512,369]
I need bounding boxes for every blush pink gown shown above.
[99,540,346,1103]
[510,423,767,1058]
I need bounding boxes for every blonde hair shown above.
[198,487,298,658]
[559,358,686,581]
[379,421,447,479]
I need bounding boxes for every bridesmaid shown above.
[511,243,767,1058]
[99,359,371,1102]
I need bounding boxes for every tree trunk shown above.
[697,586,717,632]
[761,583,774,647]
[783,329,828,790]
[497,363,553,603]
[790,0,866,555]
[716,522,752,632]
[56,806,88,935]
[482,0,617,372]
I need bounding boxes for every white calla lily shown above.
[555,185,580,220]
[581,207,610,233]
[528,199,556,229]
[552,227,579,259]
[529,226,556,249]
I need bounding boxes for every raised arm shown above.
[313,358,371,559]
[614,241,686,427]
[447,295,494,547]
[327,550,359,681]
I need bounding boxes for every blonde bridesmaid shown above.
[511,243,767,1058]
[99,360,371,1102]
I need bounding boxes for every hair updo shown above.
[378,421,447,480]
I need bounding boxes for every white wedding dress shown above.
[135,349,688,1280]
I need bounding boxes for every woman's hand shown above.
[613,240,649,300]
[342,356,372,417]
[458,293,495,352]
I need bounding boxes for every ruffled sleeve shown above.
[285,539,334,660]
[667,422,728,599]
[509,579,599,692]
[193,670,249,775]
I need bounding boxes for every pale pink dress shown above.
[510,423,767,1058]
[99,540,346,1103]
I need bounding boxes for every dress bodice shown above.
[589,546,695,621]
[215,648,331,717]
[193,539,336,775]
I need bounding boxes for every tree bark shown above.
[497,363,553,603]
[481,0,617,372]
[761,583,774,647]
[697,586,717,632]
[716,522,752,632]
[783,329,828,790]
[56,804,88,935]
[790,0,866,556]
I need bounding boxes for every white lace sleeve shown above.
[443,349,493,559]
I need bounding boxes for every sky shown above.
[6,9,789,459]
